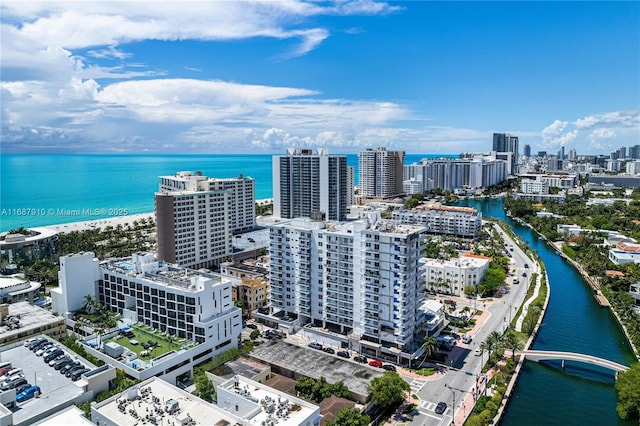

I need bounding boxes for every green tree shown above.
[501,330,523,359]
[419,336,439,367]
[195,373,216,402]
[367,371,410,409]
[326,408,370,426]
[615,362,640,422]
[482,331,502,363]
[250,329,261,340]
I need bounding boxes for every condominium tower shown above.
[268,216,428,360]
[156,171,255,270]
[272,148,349,221]
[493,133,519,173]
[358,147,405,198]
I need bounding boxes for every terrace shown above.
[104,324,195,360]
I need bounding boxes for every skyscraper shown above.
[358,147,405,198]
[492,133,519,173]
[523,144,531,157]
[155,171,254,269]
[272,148,348,221]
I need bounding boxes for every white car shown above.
[474,348,482,357]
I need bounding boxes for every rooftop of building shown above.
[0,274,41,294]
[0,226,58,244]
[93,377,240,426]
[617,242,640,253]
[250,340,384,399]
[222,261,268,276]
[100,253,225,290]
[421,255,490,268]
[34,406,93,425]
[211,356,270,381]
[219,374,319,425]
[0,302,62,338]
[413,204,478,214]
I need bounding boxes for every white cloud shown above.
[540,110,640,153]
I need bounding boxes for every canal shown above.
[458,197,636,426]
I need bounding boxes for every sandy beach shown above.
[42,212,156,234]
[30,198,274,235]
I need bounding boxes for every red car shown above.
[368,359,383,368]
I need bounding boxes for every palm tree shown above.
[502,331,524,358]
[82,294,95,313]
[483,331,502,362]
[420,336,439,367]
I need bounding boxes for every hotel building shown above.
[358,147,405,198]
[272,148,349,221]
[156,170,256,269]
[51,251,242,383]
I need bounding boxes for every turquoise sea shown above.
[0,153,450,231]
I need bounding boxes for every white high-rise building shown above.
[358,147,405,198]
[403,156,506,192]
[268,216,428,358]
[158,171,255,232]
[156,171,256,270]
[272,148,348,221]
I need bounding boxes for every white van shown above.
[462,334,472,344]
[1,368,22,380]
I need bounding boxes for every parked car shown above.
[368,359,383,368]
[28,339,47,350]
[1,368,22,380]
[322,347,335,354]
[524,263,529,268]
[14,383,31,395]
[32,341,51,353]
[474,348,482,356]
[66,366,87,378]
[336,351,350,359]
[246,323,258,330]
[308,342,323,350]
[353,355,367,364]
[36,344,56,356]
[71,368,89,381]
[462,334,472,344]
[1,376,26,391]
[53,357,72,370]
[16,385,41,403]
[435,401,447,414]
[0,367,13,378]
[0,362,11,371]
[44,349,64,363]
[382,364,396,371]
[61,362,81,374]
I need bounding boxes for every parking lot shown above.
[1,338,95,424]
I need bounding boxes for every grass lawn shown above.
[108,324,190,359]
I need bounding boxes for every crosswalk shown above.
[409,377,426,393]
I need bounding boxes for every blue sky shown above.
[1,1,638,155]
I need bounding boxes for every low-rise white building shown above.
[51,251,242,384]
[421,253,491,297]
[609,242,640,265]
[91,375,322,426]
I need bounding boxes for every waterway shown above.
[458,197,636,426]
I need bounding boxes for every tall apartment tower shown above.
[358,147,405,198]
[272,148,348,221]
[156,171,255,269]
[268,217,427,355]
[493,133,519,173]
[523,144,531,158]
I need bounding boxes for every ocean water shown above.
[0,153,449,231]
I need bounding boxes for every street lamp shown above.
[445,384,456,424]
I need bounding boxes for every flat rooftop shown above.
[93,377,239,426]
[0,302,62,339]
[101,257,223,289]
[219,375,319,425]
[250,340,383,398]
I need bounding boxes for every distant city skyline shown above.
[1,1,638,155]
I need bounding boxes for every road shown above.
[407,224,538,426]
